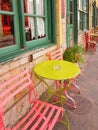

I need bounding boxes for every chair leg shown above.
[64,90,76,109]
[54,80,76,109]
[64,79,80,94]
[71,80,81,94]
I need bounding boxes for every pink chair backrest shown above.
[50,48,63,60]
[0,69,35,128]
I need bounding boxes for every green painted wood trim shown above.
[87,0,89,29]
[45,0,48,39]
[74,0,78,44]
[66,0,71,47]
[0,42,52,63]
[50,0,56,43]
[34,0,38,39]
[17,0,26,48]
[24,14,45,17]
[13,0,20,47]
[0,11,14,15]
[47,0,51,41]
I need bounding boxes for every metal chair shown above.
[0,69,65,130]
[85,31,96,53]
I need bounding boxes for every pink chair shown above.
[0,69,65,130]
[49,48,80,108]
[85,31,96,53]
[50,48,63,60]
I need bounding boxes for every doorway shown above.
[66,0,74,47]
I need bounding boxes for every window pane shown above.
[36,0,44,15]
[78,0,88,31]
[78,11,82,30]
[37,18,45,38]
[84,14,87,29]
[83,1,87,11]
[0,15,15,48]
[0,0,13,11]
[70,14,73,24]
[25,16,35,41]
[23,0,34,14]
[78,0,82,10]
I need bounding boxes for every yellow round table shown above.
[34,60,80,80]
[34,60,80,109]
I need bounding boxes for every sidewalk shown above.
[53,48,98,130]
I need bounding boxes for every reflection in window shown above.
[0,15,15,48]
[37,18,45,38]
[78,0,88,31]
[70,14,73,24]
[70,1,73,24]
[25,17,35,41]
[0,0,12,11]
[78,0,83,10]
[83,14,87,29]
[23,0,34,14]
[23,0,46,41]
[36,0,44,15]
[78,12,82,30]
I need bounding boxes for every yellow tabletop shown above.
[34,60,80,80]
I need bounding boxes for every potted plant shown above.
[63,44,85,63]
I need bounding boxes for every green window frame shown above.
[78,0,89,31]
[92,1,97,28]
[0,0,56,62]
[0,1,20,55]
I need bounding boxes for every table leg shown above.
[64,79,80,94]
[64,90,76,109]
[55,80,76,109]
[35,76,70,130]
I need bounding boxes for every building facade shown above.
[0,0,98,126]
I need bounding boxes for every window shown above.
[0,0,18,51]
[70,1,73,24]
[23,0,46,42]
[0,0,55,62]
[78,0,88,31]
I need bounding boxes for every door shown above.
[66,0,74,47]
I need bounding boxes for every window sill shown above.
[0,43,56,64]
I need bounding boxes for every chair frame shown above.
[0,69,65,130]
[85,31,97,53]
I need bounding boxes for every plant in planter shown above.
[63,44,85,63]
